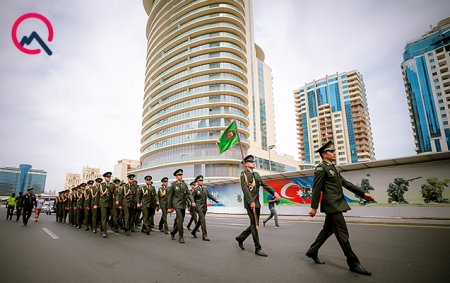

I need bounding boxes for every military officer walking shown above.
[186,181,198,230]
[75,183,86,229]
[121,174,138,236]
[91,178,102,233]
[306,141,374,276]
[83,181,92,231]
[158,177,170,234]
[98,172,114,238]
[137,175,158,235]
[168,169,195,243]
[235,155,280,257]
[191,175,220,241]
[111,178,123,233]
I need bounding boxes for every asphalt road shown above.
[0,208,449,283]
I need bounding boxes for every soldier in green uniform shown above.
[75,183,86,229]
[68,187,77,226]
[98,172,114,238]
[235,155,280,257]
[112,178,123,233]
[56,191,63,223]
[121,174,138,236]
[186,181,198,230]
[83,181,93,231]
[91,178,102,233]
[137,175,158,235]
[168,169,195,243]
[306,141,374,276]
[132,180,141,228]
[63,190,70,224]
[191,175,220,241]
[158,177,170,234]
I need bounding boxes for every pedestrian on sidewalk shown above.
[306,141,374,276]
[35,194,45,222]
[6,193,16,220]
[263,193,279,228]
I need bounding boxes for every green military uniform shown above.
[306,141,372,276]
[98,178,114,238]
[235,155,275,256]
[68,187,77,226]
[137,175,158,235]
[168,169,194,243]
[307,160,366,267]
[112,178,123,233]
[186,182,198,230]
[76,184,86,229]
[90,178,102,233]
[83,182,92,231]
[121,174,138,235]
[63,190,70,223]
[157,177,170,233]
[191,175,219,240]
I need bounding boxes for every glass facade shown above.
[401,18,450,153]
[0,165,46,195]
[141,0,250,181]
[257,60,268,149]
[295,71,374,164]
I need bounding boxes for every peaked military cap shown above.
[144,175,152,181]
[95,177,103,183]
[243,155,255,163]
[127,174,136,179]
[161,177,168,182]
[71,187,77,191]
[195,175,204,182]
[27,187,34,191]
[79,183,87,187]
[173,169,183,176]
[87,180,94,185]
[113,178,121,183]
[316,140,335,156]
[103,172,112,178]
[190,181,196,186]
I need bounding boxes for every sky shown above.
[0,0,449,192]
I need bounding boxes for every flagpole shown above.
[234,118,258,230]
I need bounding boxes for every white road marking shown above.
[42,228,60,239]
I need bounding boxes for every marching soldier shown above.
[168,169,195,243]
[112,178,123,233]
[98,172,114,238]
[157,177,170,234]
[306,141,374,276]
[55,191,63,223]
[133,180,142,228]
[63,190,70,224]
[186,181,198,231]
[83,181,92,231]
[68,187,77,226]
[235,155,280,257]
[91,178,102,233]
[191,175,220,241]
[76,183,86,229]
[137,175,158,235]
[121,174,138,236]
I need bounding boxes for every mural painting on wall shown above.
[387,176,422,204]
[208,184,240,207]
[263,176,358,205]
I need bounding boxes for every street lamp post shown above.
[267,144,275,174]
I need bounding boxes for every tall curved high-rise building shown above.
[136,0,298,182]
[139,0,252,181]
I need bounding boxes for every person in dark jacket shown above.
[22,188,37,226]
[306,141,374,276]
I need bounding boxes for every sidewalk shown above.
[208,213,450,227]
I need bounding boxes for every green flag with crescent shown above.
[217,121,239,154]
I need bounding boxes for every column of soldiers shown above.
[53,170,220,244]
